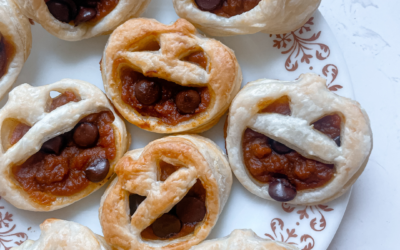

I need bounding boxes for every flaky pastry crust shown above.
[12,0,151,41]
[225,73,373,205]
[11,219,111,250]
[0,79,129,211]
[0,0,31,100]
[173,0,321,36]
[99,135,232,250]
[101,18,242,133]
[190,229,298,250]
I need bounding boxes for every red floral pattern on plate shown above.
[0,197,28,250]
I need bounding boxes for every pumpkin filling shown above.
[195,0,261,18]
[129,161,207,240]
[0,32,16,79]
[11,92,116,205]
[44,0,119,25]
[120,65,211,126]
[243,96,341,202]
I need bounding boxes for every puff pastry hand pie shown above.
[101,18,242,133]
[190,229,298,250]
[100,135,232,250]
[225,73,373,205]
[0,79,129,211]
[13,0,151,41]
[173,0,321,36]
[0,0,31,100]
[11,219,111,250]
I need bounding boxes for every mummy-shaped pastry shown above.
[11,219,111,250]
[100,135,232,250]
[101,18,242,133]
[225,73,373,205]
[173,0,321,36]
[0,79,129,211]
[190,229,298,250]
[13,0,151,41]
[0,0,31,100]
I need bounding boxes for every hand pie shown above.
[12,0,151,41]
[225,73,373,205]
[11,219,111,250]
[101,18,242,133]
[190,229,298,250]
[0,0,32,100]
[173,0,321,36]
[0,79,129,211]
[100,135,232,250]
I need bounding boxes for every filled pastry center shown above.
[0,32,16,79]
[195,0,261,17]
[242,96,341,202]
[120,66,211,126]
[11,91,116,205]
[130,161,207,240]
[44,0,119,25]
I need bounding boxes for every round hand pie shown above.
[190,229,298,250]
[0,0,32,100]
[225,73,373,205]
[0,79,129,211]
[99,135,232,250]
[101,18,242,133]
[12,0,151,41]
[173,0,321,36]
[11,219,111,250]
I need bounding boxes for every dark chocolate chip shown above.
[0,33,5,77]
[46,0,78,23]
[73,122,99,148]
[195,0,224,11]
[134,79,161,105]
[84,158,110,182]
[176,197,206,223]
[268,178,297,202]
[270,140,292,154]
[334,136,341,147]
[75,0,99,7]
[74,6,97,26]
[129,194,146,216]
[152,214,181,238]
[175,89,201,114]
[41,135,65,155]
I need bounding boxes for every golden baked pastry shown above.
[190,229,298,250]
[11,219,111,250]
[173,0,321,36]
[225,73,373,205]
[0,0,31,100]
[101,18,242,133]
[100,135,232,250]
[12,0,151,41]
[0,79,129,211]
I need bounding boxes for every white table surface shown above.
[319,1,400,249]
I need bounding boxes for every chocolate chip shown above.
[334,136,341,147]
[129,194,146,216]
[270,140,292,154]
[195,0,224,11]
[46,0,78,23]
[175,89,201,114]
[73,122,99,148]
[176,197,206,223]
[152,214,181,238]
[75,0,99,7]
[135,79,161,105]
[0,33,5,77]
[74,6,97,26]
[41,135,65,155]
[268,178,297,202]
[84,158,110,182]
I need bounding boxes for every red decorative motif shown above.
[0,197,28,250]
[265,218,315,250]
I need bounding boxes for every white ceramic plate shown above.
[0,1,354,250]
